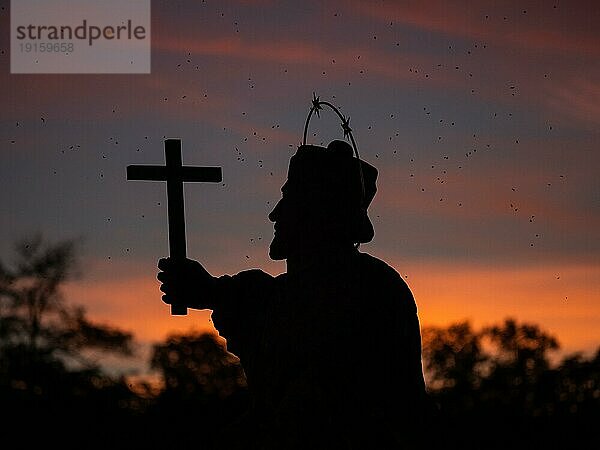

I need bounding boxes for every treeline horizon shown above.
[1,236,597,449]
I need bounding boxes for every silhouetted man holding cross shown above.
[155,132,433,448]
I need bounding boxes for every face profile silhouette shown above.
[268,139,378,261]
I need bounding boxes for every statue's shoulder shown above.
[355,251,416,311]
[355,251,402,281]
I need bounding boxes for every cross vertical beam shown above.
[127,138,223,315]
[165,139,186,261]
[165,139,188,316]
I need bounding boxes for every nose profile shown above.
[269,199,282,223]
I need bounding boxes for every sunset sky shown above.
[1,0,599,375]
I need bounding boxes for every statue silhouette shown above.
[157,139,433,449]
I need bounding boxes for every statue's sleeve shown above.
[207,269,277,362]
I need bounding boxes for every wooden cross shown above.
[127,138,222,315]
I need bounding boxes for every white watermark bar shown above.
[11,0,151,74]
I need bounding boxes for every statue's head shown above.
[268,140,378,260]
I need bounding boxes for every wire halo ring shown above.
[302,97,367,208]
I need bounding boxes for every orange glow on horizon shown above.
[396,260,600,357]
[65,259,599,368]
[64,276,217,343]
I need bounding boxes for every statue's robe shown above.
[209,248,431,449]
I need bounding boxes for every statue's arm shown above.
[157,256,276,363]
[157,256,274,313]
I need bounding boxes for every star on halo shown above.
[341,115,352,139]
[311,92,323,118]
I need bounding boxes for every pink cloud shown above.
[545,77,600,126]
[375,159,598,235]
[153,34,466,89]
[154,36,333,65]
[348,0,600,57]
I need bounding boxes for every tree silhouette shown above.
[0,235,138,438]
[484,318,559,375]
[478,319,557,413]
[422,320,487,391]
[553,349,600,418]
[148,331,250,447]
[150,332,247,401]
[422,318,598,449]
